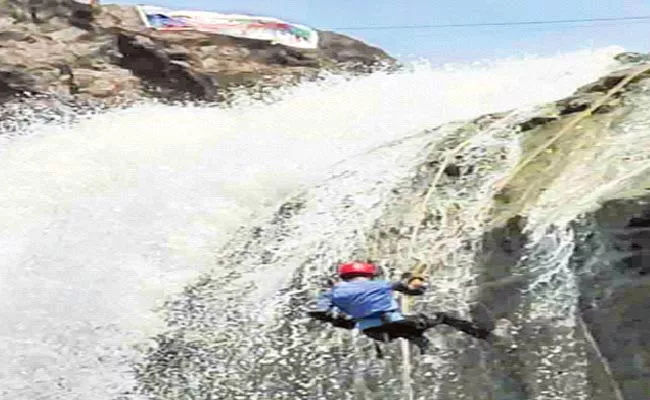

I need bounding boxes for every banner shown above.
[136,5,319,50]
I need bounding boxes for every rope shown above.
[395,64,650,400]
[402,137,474,300]
[407,139,473,261]
[493,64,650,194]
[398,138,474,400]
[577,315,625,400]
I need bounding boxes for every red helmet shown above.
[337,262,377,279]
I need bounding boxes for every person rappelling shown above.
[307,261,509,357]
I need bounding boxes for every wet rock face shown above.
[0,0,394,105]
[475,215,528,320]
[572,195,650,400]
[318,31,393,71]
[0,67,36,99]
[116,33,220,100]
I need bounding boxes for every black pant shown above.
[308,311,491,343]
[362,313,491,356]
[363,312,491,342]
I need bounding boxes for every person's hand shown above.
[408,274,428,290]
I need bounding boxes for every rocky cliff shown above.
[0,0,393,105]
[131,54,650,400]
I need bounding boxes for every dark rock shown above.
[572,195,650,400]
[476,215,528,319]
[0,66,38,98]
[556,90,623,116]
[474,274,527,320]
[518,116,558,131]
[443,163,461,178]
[318,30,393,69]
[473,111,509,128]
[117,34,168,76]
[614,52,650,65]
[251,226,263,239]
[164,44,191,62]
[117,34,218,100]
[273,200,305,223]
[557,92,603,115]
[248,45,320,68]
[57,64,78,94]
[574,67,649,95]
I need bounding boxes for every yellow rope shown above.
[395,65,650,400]
[494,64,650,194]
[402,139,473,306]
[398,139,472,400]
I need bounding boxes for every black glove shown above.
[307,310,334,323]
[330,315,356,330]
[307,311,355,330]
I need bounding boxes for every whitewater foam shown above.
[0,46,625,399]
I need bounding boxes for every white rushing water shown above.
[0,47,624,399]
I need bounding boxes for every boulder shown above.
[0,0,396,105]
[573,196,650,400]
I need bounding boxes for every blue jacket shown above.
[316,279,425,330]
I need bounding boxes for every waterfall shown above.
[0,47,630,400]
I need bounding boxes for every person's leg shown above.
[437,312,491,339]
[307,311,355,329]
[362,327,392,358]
[362,311,498,357]
[363,326,393,342]
[364,316,433,354]
[399,312,494,351]
[365,312,492,340]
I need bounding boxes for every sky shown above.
[111,0,650,63]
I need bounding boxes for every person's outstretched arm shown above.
[307,290,355,329]
[391,272,428,295]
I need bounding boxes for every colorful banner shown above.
[136,5,319,50]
